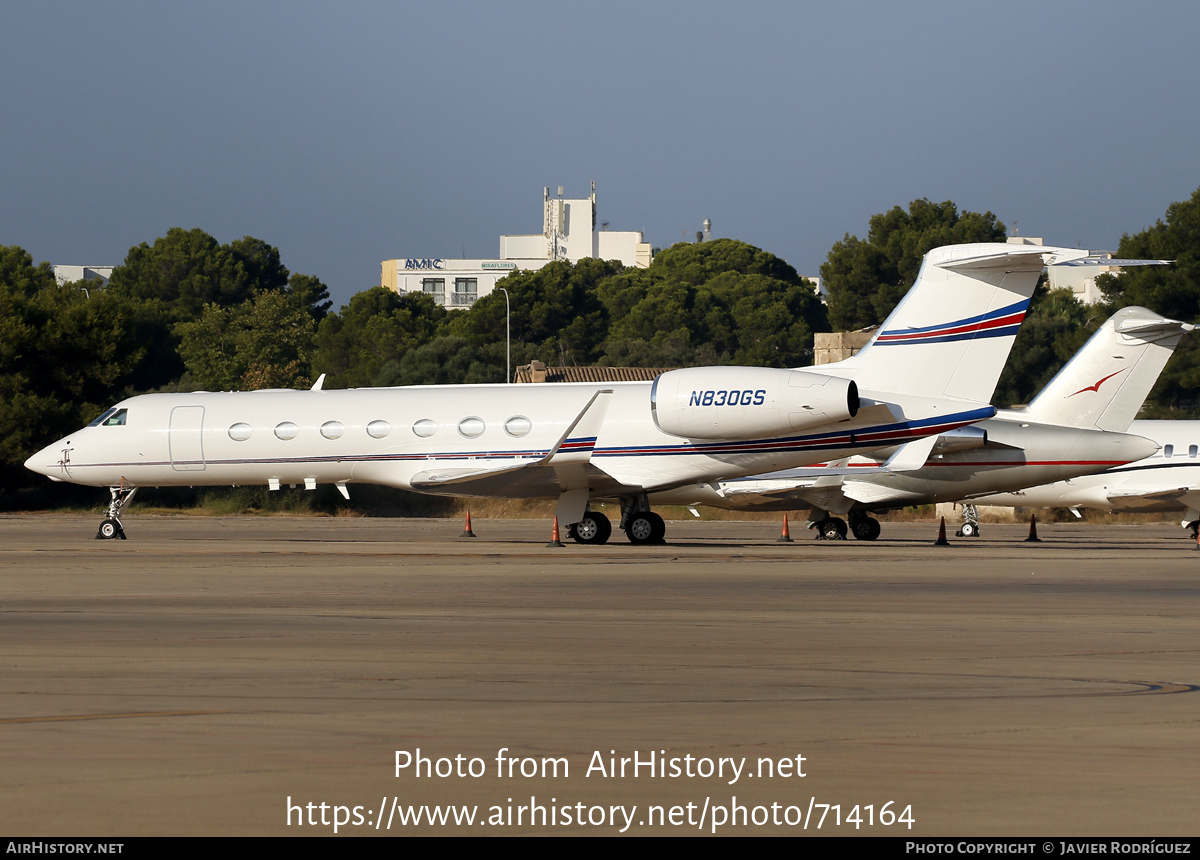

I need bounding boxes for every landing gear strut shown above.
[96,485,137,540]
[955,504,981,538]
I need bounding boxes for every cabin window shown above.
[1164,444,1174,458]
[321,421,345,440]
[228,423,252,442]
[274,422,299,441]
[366,419,391,439]
[458,416,485,438]
[412,419,437,438]
[504,415,532,437]
[1191,445,1198,459]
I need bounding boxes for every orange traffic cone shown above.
[777,515,794,543]
[459,510,477,538]
[546,515,564,548]
[934,517,950,546]
[1024,514,1042,542]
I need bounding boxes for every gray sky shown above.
[3,1,1198,309]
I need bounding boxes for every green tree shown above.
[822,199,1007,331]
[600,240,827,368]
[1099,186,1200,414]
[1,247,144,489]
[448,258,618,368]
[992,284,1095,408]
[313,288,447,388]
[175,291,316,391]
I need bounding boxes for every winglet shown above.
[543,389,613,466]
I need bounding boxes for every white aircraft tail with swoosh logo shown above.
[1016,306,1193,431]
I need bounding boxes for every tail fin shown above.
[826,243,1086,402]
[1022,307,1192,431]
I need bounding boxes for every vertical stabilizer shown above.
[825,243,1085,403]
[1023,307,1192,431]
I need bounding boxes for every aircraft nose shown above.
[24,439,69,481]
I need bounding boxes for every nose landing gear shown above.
[96,485,137,540]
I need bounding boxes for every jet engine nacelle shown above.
[651,367,859,440]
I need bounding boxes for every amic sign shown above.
[405,259,444,270]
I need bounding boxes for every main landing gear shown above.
[617,496,666,545]
[955,504,982,538]
[811,510,881,541]
[96,485,138,540]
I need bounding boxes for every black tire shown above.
[820,517,847,541]
[626,512,665,545]
[960,522,979,538]
[594,512,612,544]
[572,512,612,545]
[852,517,881,541]
[98,519,120,540]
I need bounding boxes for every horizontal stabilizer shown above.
[880,434,939,472]
[1106,487,1193,504]
[841,480,926,505]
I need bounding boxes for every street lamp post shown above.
[497,287,511,383]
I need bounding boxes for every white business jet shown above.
[969,420,1200,537]
[651,305,1186,539]
[25,243,1084,544]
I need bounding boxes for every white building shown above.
[53,265,114,288]
[381,183,652,308]
[1007,236,1121,305]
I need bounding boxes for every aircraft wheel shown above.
[627,514,655,544]
[1189,521,1198,540]
[819,517,847,541]
[959,522,980,538]
[572,512,612,545]
[852,517,881,541]
[626,512,665,545]
[97,519,122,540]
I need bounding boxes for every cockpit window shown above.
[87,408,117,427]
[101,409,128,426]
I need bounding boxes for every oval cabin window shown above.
[229,423,252,442]
[274,422,299,441]
[366,419,391,439]
[504,415,532,437]
[412,419,437,438]
[321,421,344,440]
[458,417,485,439]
